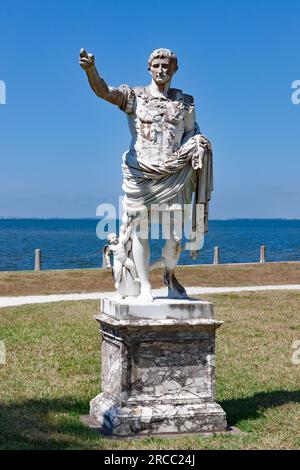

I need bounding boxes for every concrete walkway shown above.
[1,284,300,308]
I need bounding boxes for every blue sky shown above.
[0,0,299,218]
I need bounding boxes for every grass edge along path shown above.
[1,262,300,297]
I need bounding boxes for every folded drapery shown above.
[122,126,213,256]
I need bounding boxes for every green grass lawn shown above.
[0,291,299,450]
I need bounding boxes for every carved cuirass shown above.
[128,88,187,166]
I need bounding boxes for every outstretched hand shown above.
[79,48,95,71]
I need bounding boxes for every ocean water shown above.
[0,218,299,271]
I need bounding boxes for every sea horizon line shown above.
[0,217,299,221]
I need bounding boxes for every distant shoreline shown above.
[1,217,300,221]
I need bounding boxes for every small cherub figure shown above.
[107,223,139,291]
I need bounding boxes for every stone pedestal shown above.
[90,296,227,437]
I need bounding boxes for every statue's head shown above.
[148,48,178,85]
[107,233,118,244]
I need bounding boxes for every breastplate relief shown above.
[134,89,185,160]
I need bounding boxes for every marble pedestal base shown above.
[90,296,227,437]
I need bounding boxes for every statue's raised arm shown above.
[79,48,126,108]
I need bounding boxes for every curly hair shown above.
[148,48,178,72]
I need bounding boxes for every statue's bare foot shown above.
[137,285,154,302]
[164,270,188,299]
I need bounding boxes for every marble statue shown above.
[80,48,213,302]
[79,49,228,438]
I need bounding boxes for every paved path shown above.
[1,284,300,308]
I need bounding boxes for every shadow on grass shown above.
[0,390,299,449]
[0,397,96,450]
[220,389,300,426]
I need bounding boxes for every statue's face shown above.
[149,57,175,85]
[108,234,118,244]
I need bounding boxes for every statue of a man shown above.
[80,48,213,302]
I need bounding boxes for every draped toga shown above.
[117,84,213,253]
